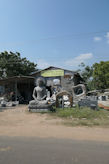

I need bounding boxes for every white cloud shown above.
[105,32,109,44]
[94,36,102,42]
[106,32,109,39]
[65,53,93,67]
[37,53,93,70]
[37,59,50,69]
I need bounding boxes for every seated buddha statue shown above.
[28,77,53,112]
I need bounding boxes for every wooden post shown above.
[15,80,17,101]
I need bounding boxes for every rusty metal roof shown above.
[0,76,35,85]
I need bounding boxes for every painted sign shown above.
[41,69,64,77]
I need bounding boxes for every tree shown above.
[78,62,94,91]
[79,61,109,91]
[93,61,109,89]
[0,51,37,78]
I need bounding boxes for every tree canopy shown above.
[79,61,109,91]
[93,61,109,89]
[0,51,37,78]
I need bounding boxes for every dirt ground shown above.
[0,105,109,142]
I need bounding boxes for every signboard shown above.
[41,69,64,77]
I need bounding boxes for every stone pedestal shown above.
[28,102,53,112]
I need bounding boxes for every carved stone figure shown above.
[56,90,73,108]
[28,77,53,112]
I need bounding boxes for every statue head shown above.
[35,77,46,87]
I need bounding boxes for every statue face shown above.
[38,79,43,86]
[36,77,45,87]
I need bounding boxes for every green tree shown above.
[93,61,109,89]
[0,51,37,78]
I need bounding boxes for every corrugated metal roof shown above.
[30,66,77,76]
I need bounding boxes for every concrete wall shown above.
[61,76,74,95]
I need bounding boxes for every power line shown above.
[21,30,109,43]
[0,30,109,46]
[36,30,108,40]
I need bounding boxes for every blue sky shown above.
[0,0,109,70]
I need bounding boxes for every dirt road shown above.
[0,105,109,142]
[0,137,109,164]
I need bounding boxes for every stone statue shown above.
[28,77,54,112]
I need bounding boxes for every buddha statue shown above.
[28,77,53,112]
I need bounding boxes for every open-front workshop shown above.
[0,66,86,109]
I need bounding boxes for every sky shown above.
[0,0,109,70]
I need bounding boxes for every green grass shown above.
[50,107,109,127]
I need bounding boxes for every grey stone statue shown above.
[28,77,53,112]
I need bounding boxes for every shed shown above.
[0,76,35,103]
[30,66,83,93]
